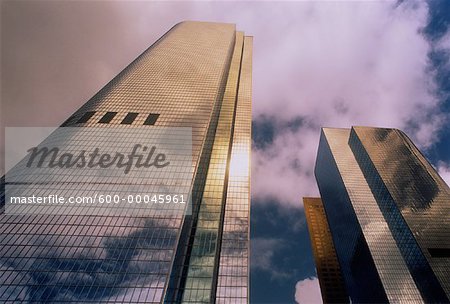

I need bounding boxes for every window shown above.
[76,111,96,124]
[144,113,160,125]
[98,112,118,124]
[121,112,139,125]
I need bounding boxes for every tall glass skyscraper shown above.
[1,21,251,303]
[303,197,348,303]
[314,126,449,303]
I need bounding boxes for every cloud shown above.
[436,30,450,59]
[251,237,290,281]
[253,119,320,204]
[295,277,322,304]
[437,161,450,186]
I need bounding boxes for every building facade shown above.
[314,127,449,303]
[1,21,251,303]
[303,197,348,303]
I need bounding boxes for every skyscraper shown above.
[1,21,251,303]
[303,197,348,303]
[314,126,449,303]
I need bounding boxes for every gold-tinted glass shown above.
[215,35,252,304]
[303,197,349,304]
[0,21,252,304]
[181,32,244,304]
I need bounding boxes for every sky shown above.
[1,1,450,303]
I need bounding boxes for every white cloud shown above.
[437,162,450,187]
[253,123,320,205]
[295,277,322,304]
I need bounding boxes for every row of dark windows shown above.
[73,111,159,125]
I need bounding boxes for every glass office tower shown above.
[1,21,251,303]
[303,197,348,303]
[314,127,449,303]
